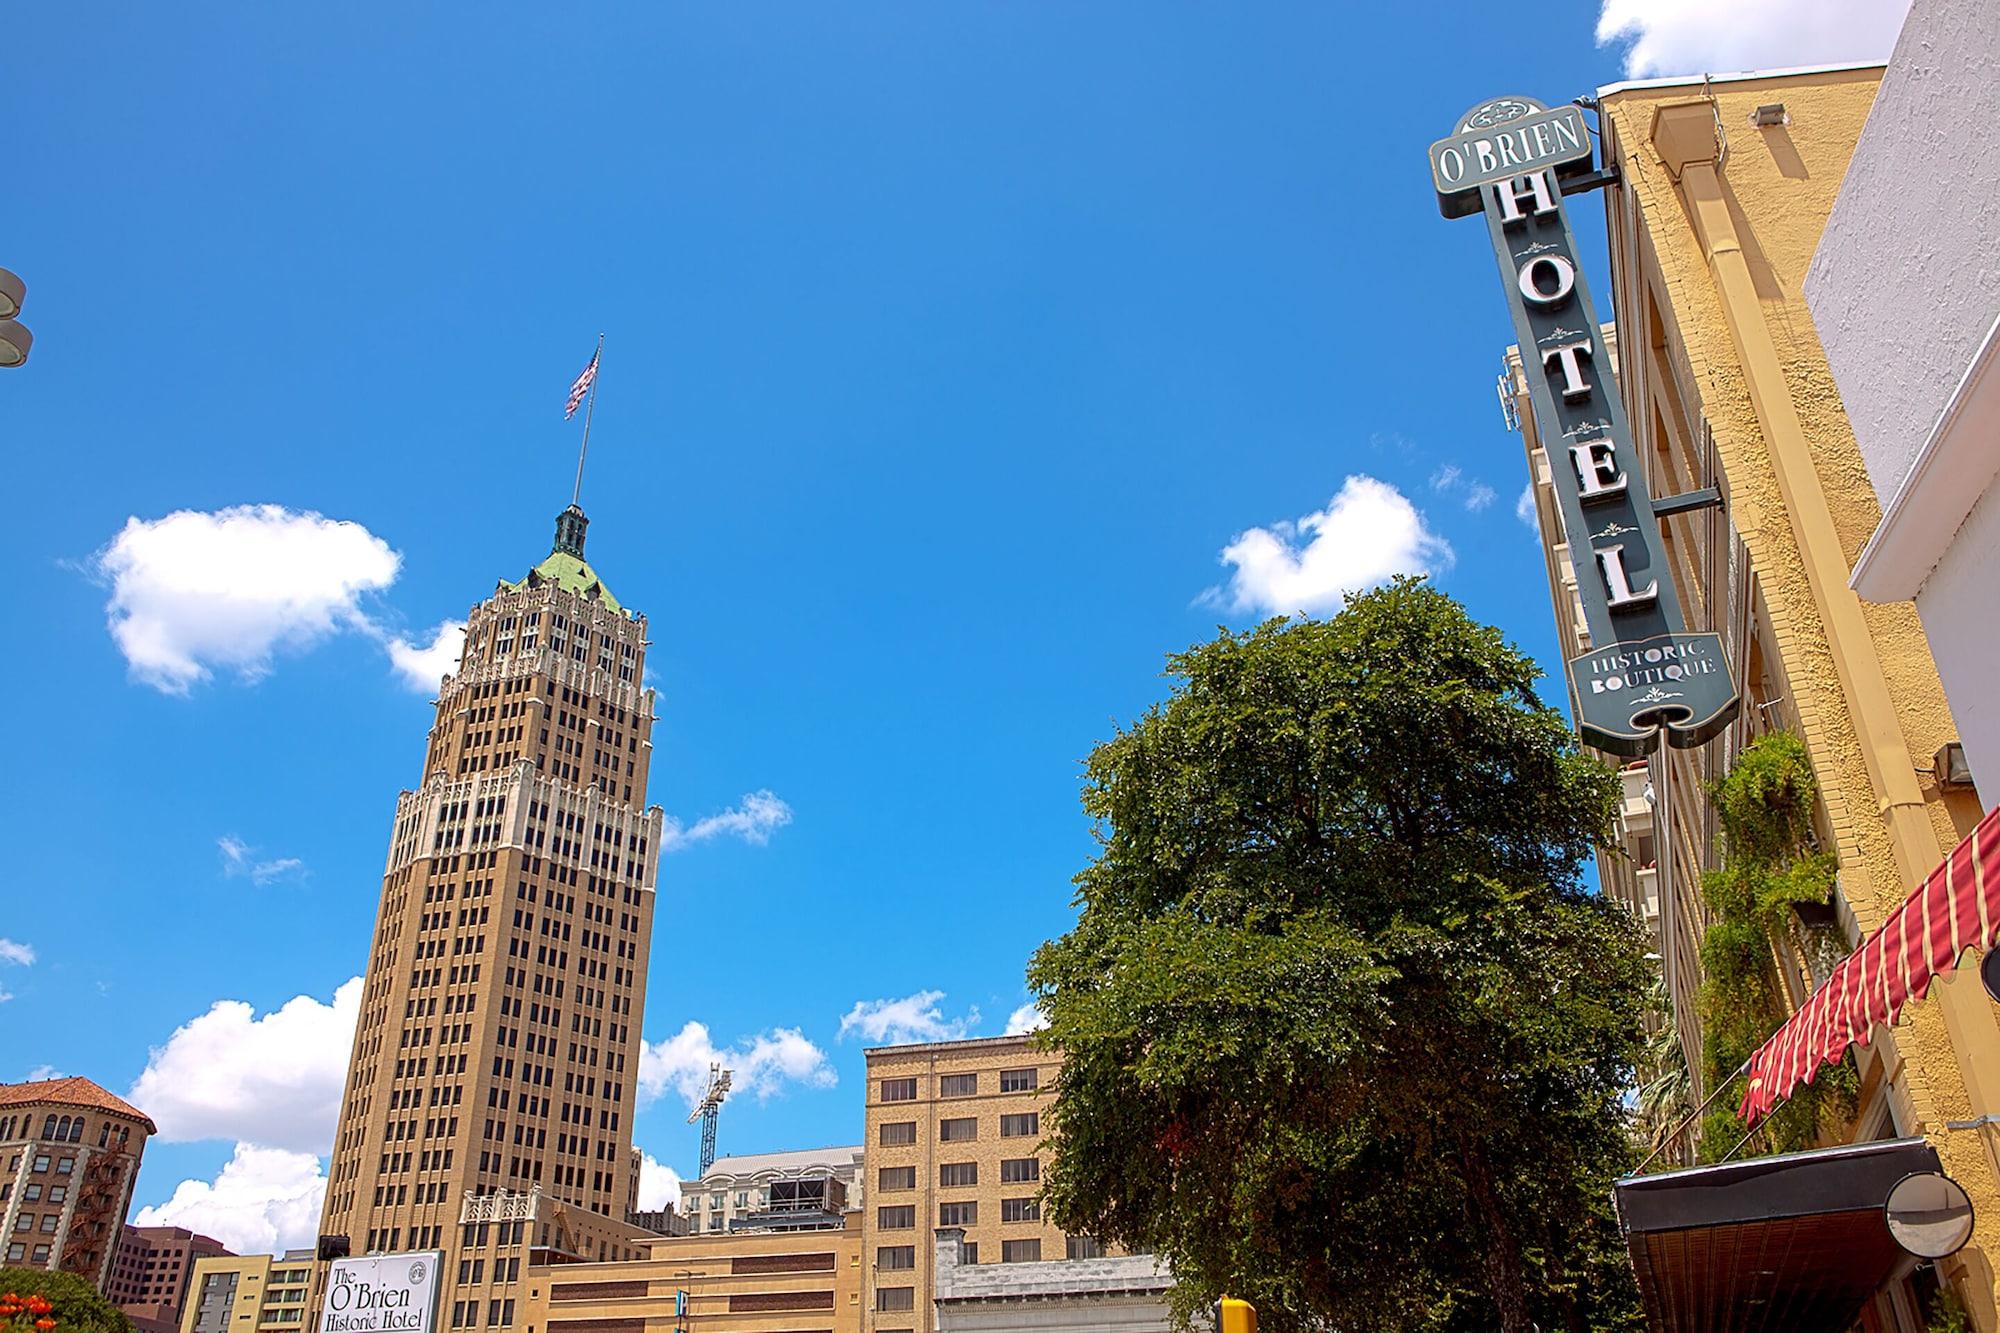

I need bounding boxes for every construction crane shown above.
[687,1063,733,1176]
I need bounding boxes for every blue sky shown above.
[0,0,1910,1254]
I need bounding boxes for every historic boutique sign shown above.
[320,1252,442,1333]
[1435,96,1739,756]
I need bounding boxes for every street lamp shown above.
[0,267,33,367]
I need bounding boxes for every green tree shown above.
[0,1269,134,1333]
[1026,580,1648,1333]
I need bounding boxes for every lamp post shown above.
[0,267,31,367]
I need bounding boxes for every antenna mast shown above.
[687,1063,733,1176]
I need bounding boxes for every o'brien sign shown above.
[321,1252,441,1333]
[1428,98,1593,218]
[1434,96,1739,756]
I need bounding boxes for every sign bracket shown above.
[1652,487,1723,519]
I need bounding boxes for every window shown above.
[876,1288,914,1313]
[1001,1239,1042,1263]
[39,1214,58,1233]
[54,1159,73,1176]
[876,1246,915,1271]
[878,1166,915,1191]
[877,1206,915,1230]
[1067,1236,1106,1260]
[1000,1158,1040,1184]
[961,1242,979,1264]
[30,1245,49,1263]
[999,1068,1039,1093]
[1001,1197,1040,1223]
[939,1073,977,1097]
[939,1162,978,1188]
[939,1117,977,1142]
[878,1121,916,1147]
[3,1245,18,1263]
[879,1078,917,1103]
[938,1202,977,1227]
[999,1113,1039,1138]
[31,1156,49,1173]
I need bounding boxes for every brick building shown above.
[104,1225,232,1333]
[0,1076,156,1287]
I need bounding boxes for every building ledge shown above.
[1851,311,2000,602]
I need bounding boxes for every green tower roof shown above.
[506,505,625,614]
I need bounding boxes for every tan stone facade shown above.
[0,1076,154,1289]
[521,1228,864,1333]
[182,1252,322,1333]
[1517,62,2000,1326]
[859,1036,1077,1333]
[315,505,665,1331]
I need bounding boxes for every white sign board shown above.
[320,1251,442,1333]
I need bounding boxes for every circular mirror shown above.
[1981,948,2000,1005]
[1885,1171,1975,1260]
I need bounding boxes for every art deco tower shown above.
[317,503,663,1329]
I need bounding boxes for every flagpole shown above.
[571,333,603,507]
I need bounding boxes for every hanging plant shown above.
[1695,731,1857,1159]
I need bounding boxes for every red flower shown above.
[36,1318,57,1330]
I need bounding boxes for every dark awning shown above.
[1615,1137,1939,1332]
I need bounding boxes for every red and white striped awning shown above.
[1740,805,2000,1126]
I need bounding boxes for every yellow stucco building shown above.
[1514,63,2000,1328]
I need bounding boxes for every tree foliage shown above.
[1027,580,1649,1332]
[1695,730,1855,1158]
[0,1270,133,1333]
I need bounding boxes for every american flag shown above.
[565,346,600,419]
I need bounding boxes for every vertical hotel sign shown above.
[1430,96,1738,757]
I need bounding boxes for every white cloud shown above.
[1004,1002,1047,1036]
[1516,482,1540,530]
[0,938,33,1002]
[1597,0,1911,78]
[94,505,401,694]
[637,1020,836,1111]
[1205,476,1453,618]
[1431,463,1498,514]
[25,1065,64,1081]
[129,977,360,1154]
[386,620,467,693]
[839,990,979,1046]
[217,835,307,887]
[661,791,794,852]
[637,1153,683,1211]
[134,1144,327,1255]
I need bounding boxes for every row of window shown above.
[875,1198,1040,1229]
[0,1182,68,1205]
[4,1243,52,1264]
[878,1158,1039,1191]
[872,1235,1101,1277]
[6,1153,73,1176]
[877,1112,1039,1145]
[878,1068,1039,1101]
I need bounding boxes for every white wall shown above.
[1806,0,2000,498]
[1911,485,2000,789]
[1807,0,2000,796]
